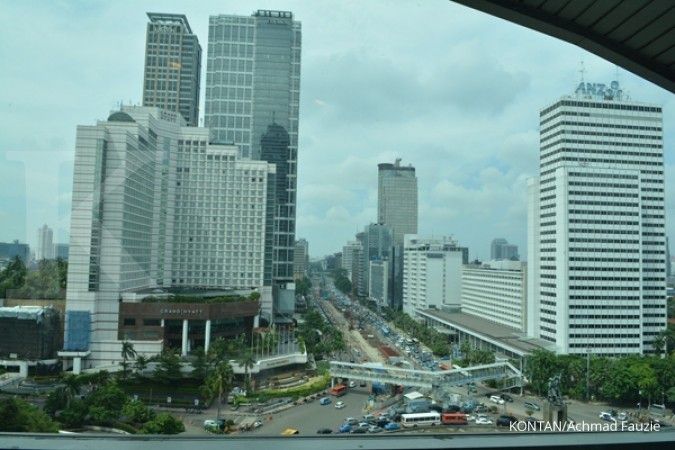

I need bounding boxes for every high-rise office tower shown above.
[205,10,301,323]
[36,225,54,260]
[342,241,362,282]
[205,10,301,159]
[362,223,392,296]
[378,159,418,246]
[527,80,666,355]
[293,238,309,280]
[64,106,275,367]
[490,238,519,261]
[142,13,201,126]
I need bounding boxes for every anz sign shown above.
[575,80,623,101]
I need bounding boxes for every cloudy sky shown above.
[1,0,673,260]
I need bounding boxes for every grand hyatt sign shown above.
[160,308,204,316]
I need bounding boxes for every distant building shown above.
[36,225,54,260]
[378,159,418,246]
[54,243,69,261]
[342,241,362,281]
[0,240,30,264]
[293,239,309,280]
[142,13,201,126]
[369,259,388,307]
[362,223,392,295]
[461,260,527,331]
[490,238,519,261]
[402,235,463,316]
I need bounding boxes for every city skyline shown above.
[1,1,673,259]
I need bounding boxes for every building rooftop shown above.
[419,309,554,355]
[0,305,56,321]
[147,12,193,34]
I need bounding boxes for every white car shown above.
[489,395,505,405]
[475,416,493,425]
[349,381,356,388]
[335,401,346,409]
[599,412,616,423]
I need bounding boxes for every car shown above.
[339,423,352,433]
[490,395,505,405]
[384,422,401,431]
[496,415,518,426]
[316,428,332,434]
[475,416,493,425]
[253,420,263,429]
[368,425,382,433]
[281,428,299,436]
[376,417,390,427]
[599,412,616,423]
[319,397,332,405]
[445,404,461,413]
[357,422,370,429]
[351,428,367,434]
[616,411,628,422]
[360,381,367,387]
[346,417,359,425]
[429,404,443,413]
[524,401,541,411]
[501,394,514,403]
[335,401,345,409]
[475,404,488,414]
[349,381,356,388]
[363,414,375,422]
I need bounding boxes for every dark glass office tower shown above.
[261,123,295,322]
[142,13,201,126]
[205,10,301,160]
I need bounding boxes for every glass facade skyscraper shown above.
[142,13,201,126]
[378,159,418,246]
[205,10,301,160]
[205,10,301,323]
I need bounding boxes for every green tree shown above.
[191,348,208,381]
[205,361,234,420]
[153,350,183,384]
[525,350,560,396]
[120,341,137,378]
[139,412,185,434]
[0,397,58,433]
[122,399,156,424]
[86,382,127,424]
[14,259,63,299]
[57,399,88,429]
[0,255,27,297]
[237,349,256,393]
[134,355,149,378]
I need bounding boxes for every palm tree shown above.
[120,341,137,378]
[237,350,256,393]
[134,355,148,378]
[62,374,82,407]
[206,361,234,421]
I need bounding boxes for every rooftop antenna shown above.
[579,60,586,84]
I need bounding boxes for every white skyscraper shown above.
[64,106,274,367]
[36,225,54,260]
[402,235,463,316]
[527,80,666,355]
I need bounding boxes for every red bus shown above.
[329,384,347,397]
[442,413,468,425]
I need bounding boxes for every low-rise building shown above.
[461,260,527,331]
[402,235,463,316]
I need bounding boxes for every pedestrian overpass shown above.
[329,360,522,390]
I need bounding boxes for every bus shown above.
[329,384,347,397]
[442,413,468,425]
[401,412,441,428]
